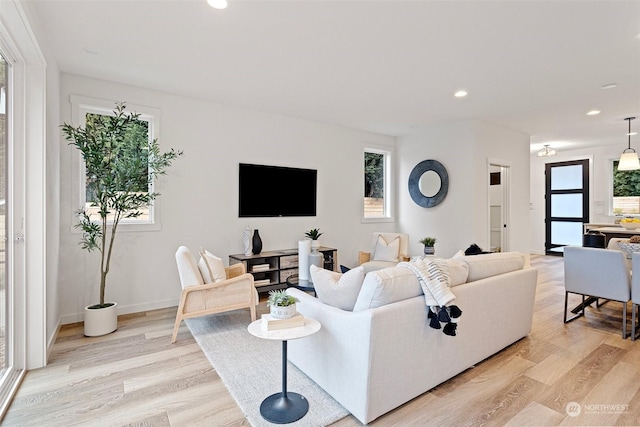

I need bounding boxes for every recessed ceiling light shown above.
[586,110,601,116]
[601,83,617,90]
[454,90,468,98]
[207,0,228,9]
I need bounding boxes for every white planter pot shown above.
[270,303,297,319]
[84,302,118,337]
[310,240,320,249]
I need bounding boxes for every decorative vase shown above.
[270,303,296,319]
[308,248,324,283]
[243,226,252,256]
[252,229,262,254]
[423,246,435,255]
[298,239,311,281]
[84,302,118,337]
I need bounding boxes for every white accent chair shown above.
[632,253,640,341]
[172,246,257,343]
[563,246,631,339]
[357,232,410,271]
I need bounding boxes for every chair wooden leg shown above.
[564,291,585,323]
[171,315,183,344]
[250,302,256,322]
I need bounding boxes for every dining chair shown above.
[563,246,631,339]
[632,253,640,341]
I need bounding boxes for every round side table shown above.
[248,317,321,424]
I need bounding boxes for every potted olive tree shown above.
[61,102,182,336]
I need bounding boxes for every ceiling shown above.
[24,0,640,154]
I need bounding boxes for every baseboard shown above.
[47,319,61,360]
[59,298,179,325]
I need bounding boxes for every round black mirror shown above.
[408,159,449,207]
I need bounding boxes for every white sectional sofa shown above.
[286,252,538,424]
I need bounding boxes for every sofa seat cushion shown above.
[353,266,422,312]
[310,265,365,311]
[461,252,525,282]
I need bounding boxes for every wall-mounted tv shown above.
[239,163,317,217]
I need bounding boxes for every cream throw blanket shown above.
[398,258,455,307]
[398,257,462,336]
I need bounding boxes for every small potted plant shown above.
[419,237,437,255]
[267,289,299,319]
[305,228,323,248]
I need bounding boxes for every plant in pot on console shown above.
[305,228,323,248]
[61,102,183,337]
[419,237,437,255]
[267,290,300,319]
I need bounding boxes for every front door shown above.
[545,159,590,255]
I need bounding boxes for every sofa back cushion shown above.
[461,251,525,282]
[353,266,422,312]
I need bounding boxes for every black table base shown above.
[260,392,309,424]
[260,340,309,424]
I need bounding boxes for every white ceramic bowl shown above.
[620,221,640,230]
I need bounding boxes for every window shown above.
[363,146,392,220]
[612,159,640,215]
[70,96,162,230]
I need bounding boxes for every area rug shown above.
[186,310,348,427]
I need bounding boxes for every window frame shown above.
[69,95,162,232]
[362,144,394,223]
[609,157,640,217]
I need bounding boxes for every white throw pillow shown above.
[310,265,365,311]
[198,248,227,283]
[372,235,400,262]
[353,266,422,312]
[617,242,640,259]
[443,258,470,286]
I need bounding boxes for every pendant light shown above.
[536,144,557,157]
[618,117,638,171]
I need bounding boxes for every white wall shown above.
[530,144,619,254]
[58,74,396,324]
[398,120,530,258]
[20,0,62,359]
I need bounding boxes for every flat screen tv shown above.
[239,163,317,217]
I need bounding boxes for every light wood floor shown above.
[3,255,640,426]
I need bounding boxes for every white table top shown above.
[591,226,640,235]
[248,317,321,341]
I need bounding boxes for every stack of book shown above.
[254,279,271,286]
[251,264,270,272]
[261,313,305,331]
